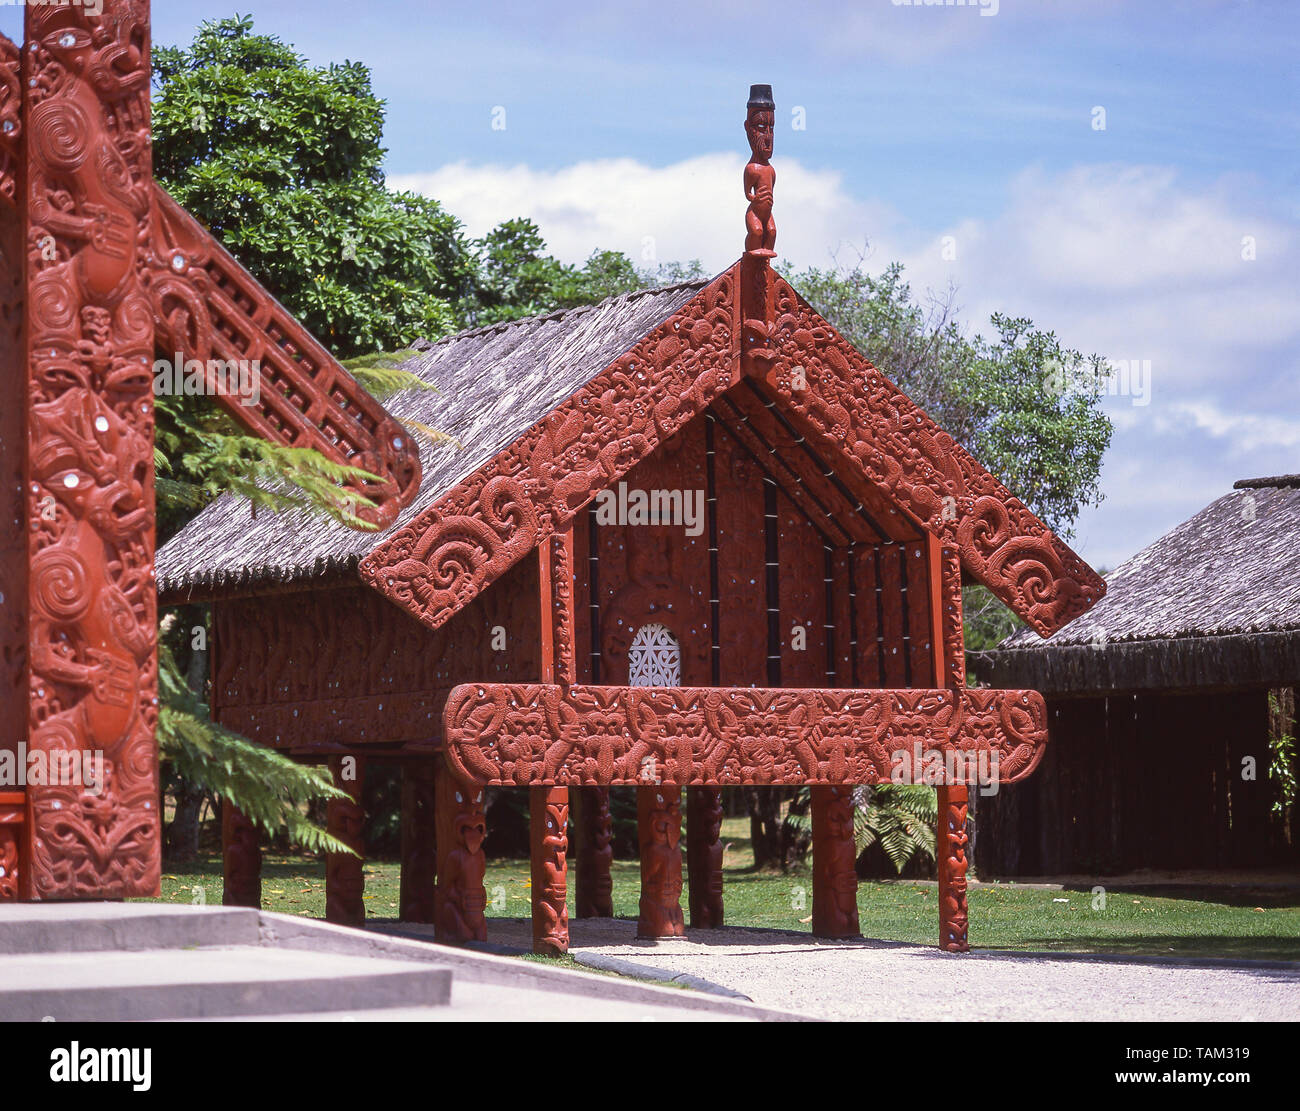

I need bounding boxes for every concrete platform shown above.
[0,905,796,1022]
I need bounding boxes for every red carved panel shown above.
[530,785,569,955]
[211,557,541,750]
[777,491,827,688]
[358,267,740,632]
[767,273,1105,638]
[444,683,1050,787]
[712,420,769,686]
[935,540,966,687]
[904,540,935,688]
[143,188,421,529]
[24,1,160,900]
[593,421,712,687]
[638,785,684,937]
[811,785,859,938]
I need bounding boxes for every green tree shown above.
[153,14,475,357]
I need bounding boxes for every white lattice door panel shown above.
[628,623,682,687]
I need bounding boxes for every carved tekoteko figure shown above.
[743,84,776,258]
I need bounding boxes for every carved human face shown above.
[745,110,774,160]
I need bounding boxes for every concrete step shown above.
[0,946,452,1021]
[0,904,260,955]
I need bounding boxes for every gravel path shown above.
[479,918,1300,1021]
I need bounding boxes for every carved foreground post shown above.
[686,786,724,928]
[434,757,487,943]
[811,786,860,938]
[530,787,569,956]
[22,0,160,900]
[326,755,366,927]
[937,785,970,952]
[574,787,614,918]
[399,761,437,923]
[637,786,685,937]
[221,802,261,908]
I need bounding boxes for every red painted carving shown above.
[0,794,23,901]
[766,274,1105,638]
[359,267,740,631]
[434,758,487,943]
[444,684,1050,787]
[221,801,261,908]
[574,787,614,918]
[638,785,684,938]
[937,784,970,952]
[811,785,860,938]
[23,1,160,900]
[934,540,966,688]
[142,188,421,529]
[399,761,437,923]
[0,3,421,904]
[743,84,777,260]
[686,786,724,928]
[530,786,569,955]
[326,754,365,927]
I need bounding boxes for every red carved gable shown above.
[358,261,1103,640]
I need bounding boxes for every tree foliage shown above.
[153,14,474,358]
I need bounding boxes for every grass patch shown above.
[141,817,1300,962]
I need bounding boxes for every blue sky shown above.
[6,1,1296,569]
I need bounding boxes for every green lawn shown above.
[141,817,1300,962]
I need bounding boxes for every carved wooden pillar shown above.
[221,801,261,909]
[399,760,437,923]
[530,787,569,956]
[21,0,161,901]
[937,785,970,952]
[811,785,860,937]
[637,786,684,937]
[434,755,487,943]
[686,786,724,928]
[326,754,365,928]
[931,535,970,952]
[573,787,614,918]
[530,530,574,953]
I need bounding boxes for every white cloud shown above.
[390,156,897,274]
[396,155,1296,569]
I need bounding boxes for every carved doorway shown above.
[627,623,682,687]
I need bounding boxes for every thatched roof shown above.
[973,478,1300,694]
[157,279,709,602]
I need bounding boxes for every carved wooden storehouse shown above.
[158,86,1105,953]
[974,476,1300,876]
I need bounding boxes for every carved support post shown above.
[399,760,437,923]
[637,786,684,938]
[573,787,614,917]
[530,786,569,955]
[221,801,261,909]
[326,754,365,928]
[528,529,574,953]
[686,786,724,928]
[811,785,860,937]
[937,785,970,952]
[434,755,487,943]
[931,534,969,952]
